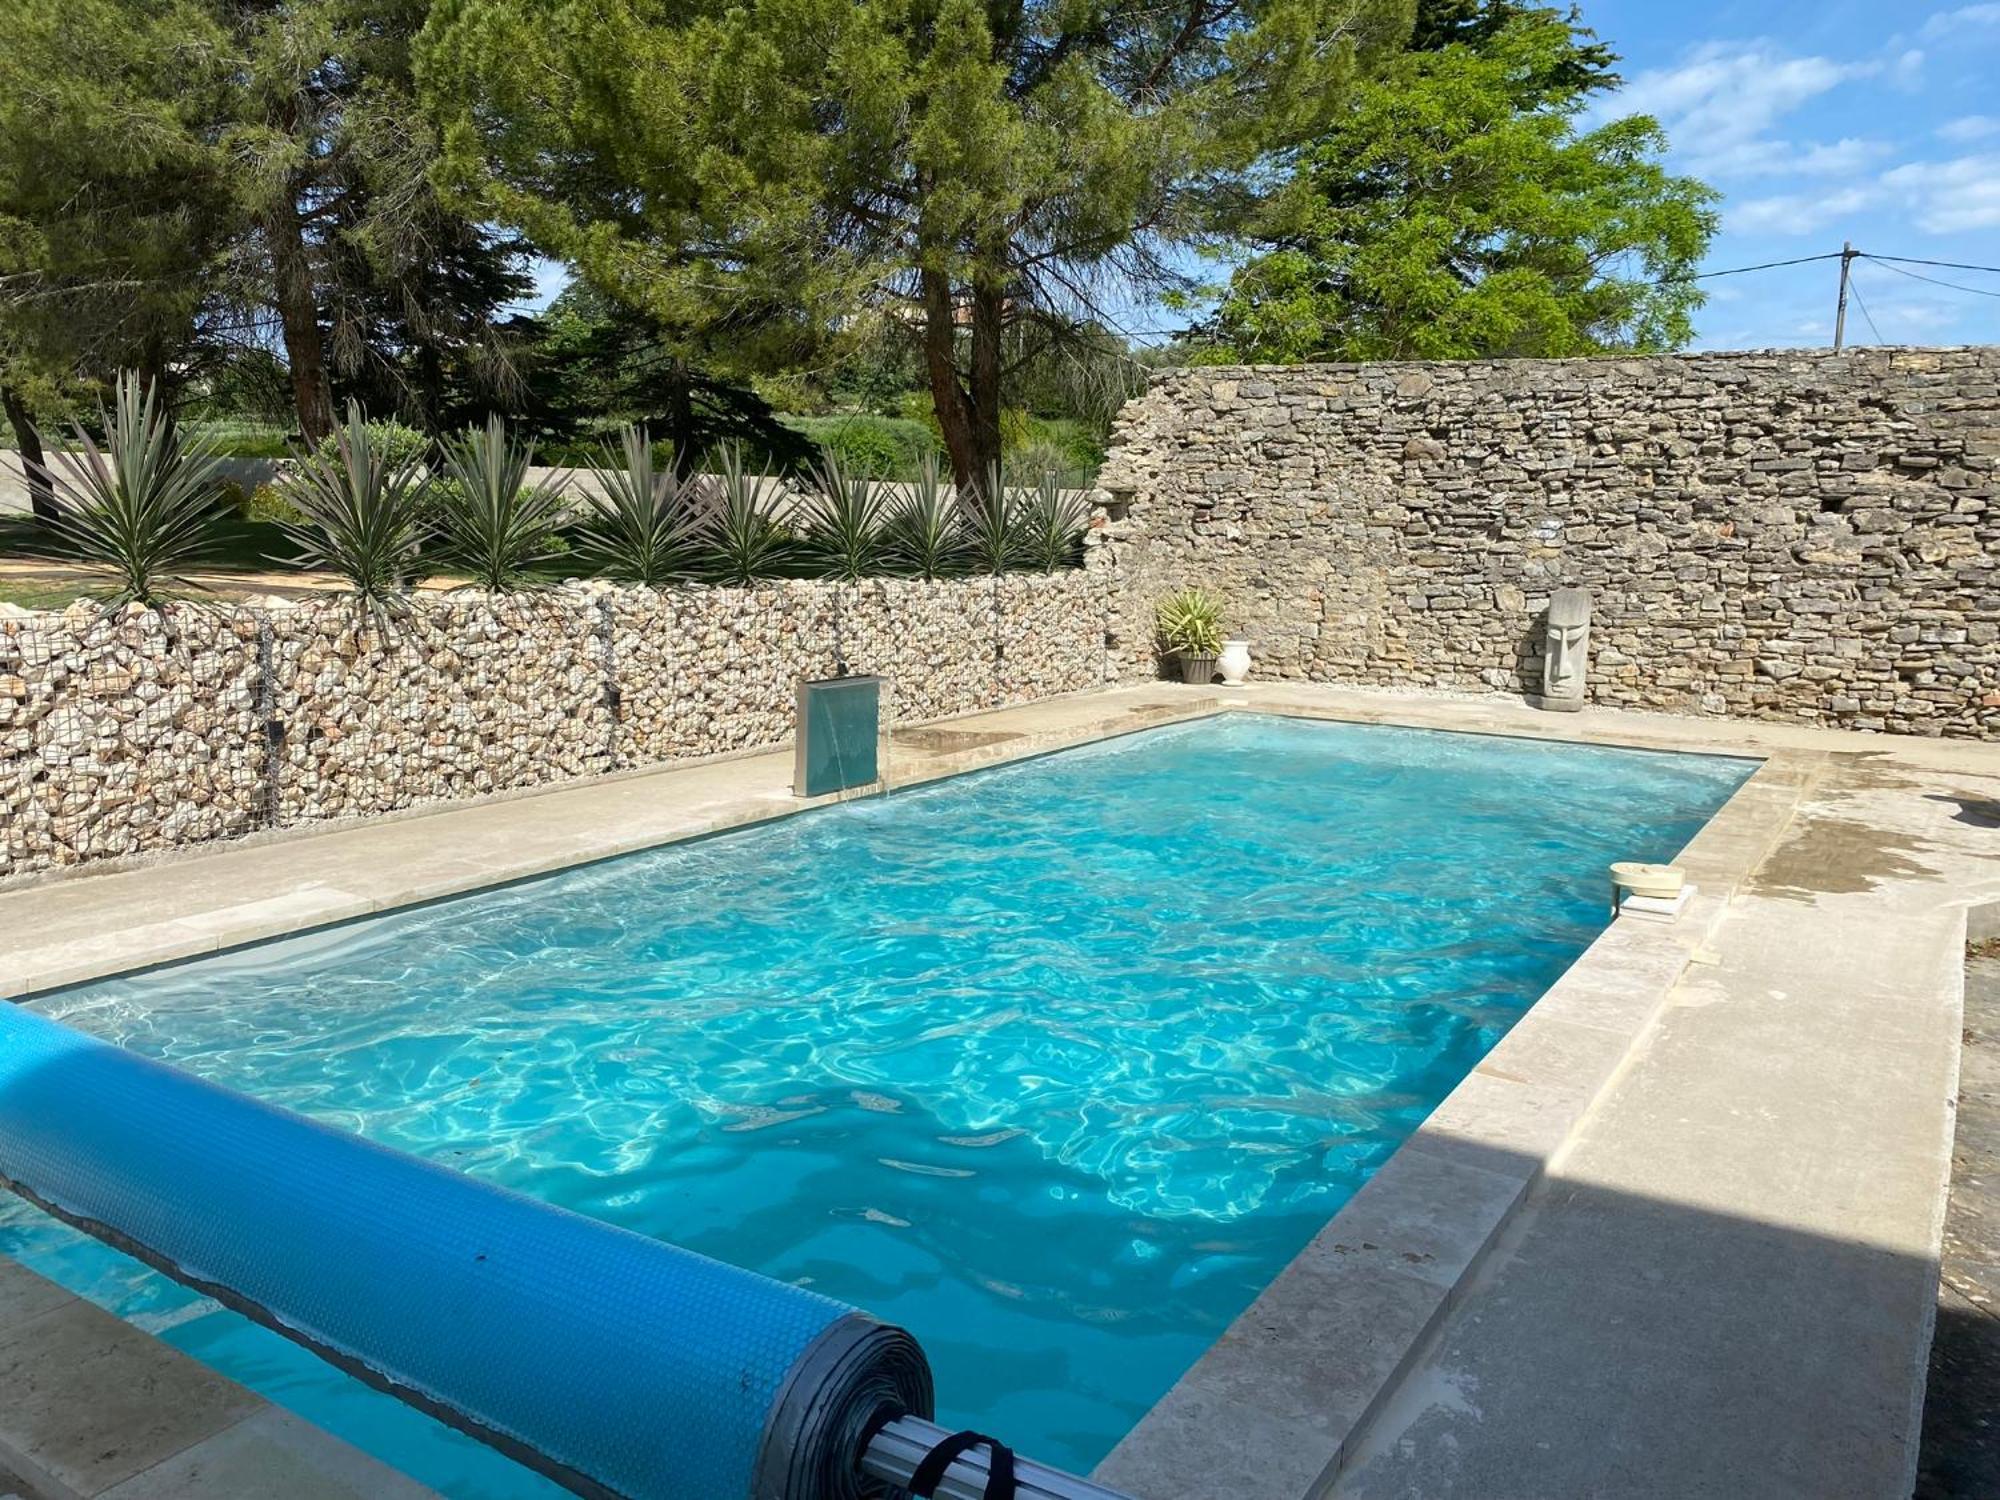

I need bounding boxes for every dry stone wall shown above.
[1089,347,2000,737]
[0,572,1105,879]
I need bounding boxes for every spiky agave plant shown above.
[958,462,1022,575]
[433,414,569,592]
[700,444,795,584]
[1018,467,1089,573]
[277,401,433,614]
[36,372,230,607]
[883,454,964,581]
[575,427,702,585]
[799,452,891,581]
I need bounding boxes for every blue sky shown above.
[1575,0,2000,349]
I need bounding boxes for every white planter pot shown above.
[1217,640,1252,685]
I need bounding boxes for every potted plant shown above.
[1155,587,1224,684]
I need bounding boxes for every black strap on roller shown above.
[907,1428,1018,1500]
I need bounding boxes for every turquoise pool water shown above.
[2,715,1751,1492]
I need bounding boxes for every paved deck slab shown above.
[1318,735,1999,1499]
[0,1261,426,1500]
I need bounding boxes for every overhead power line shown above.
[1861,252,2000,276]
[1662,251,1846,285]
[1862,256,2000,300]
[1845,267,1886,345]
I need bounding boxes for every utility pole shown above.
[1833,241,1856,351]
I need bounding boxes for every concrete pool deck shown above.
[1,682,1996,1499]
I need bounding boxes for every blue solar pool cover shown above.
[0,1001,873,1499]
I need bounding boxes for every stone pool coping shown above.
[1,682,1992,1499]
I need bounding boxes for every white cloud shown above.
[1608,44,1867,165]
[1851,295,1966,334]
[1921,5,2000,41]
[1880,153,2000,231]
[1939,115,2000,143]
[1731,185,1879,235]
[1793,138,1895,176]
[1601,42,1896,183]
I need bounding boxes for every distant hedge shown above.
[779,414,941,477]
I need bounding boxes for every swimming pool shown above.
[1,714,1751,1492]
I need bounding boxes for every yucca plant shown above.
[433,414,569,592]
[883,455,964,581]
[1018,468,1089,573]
[277,401,433,613]
[34,372,231,607]
[1155,588,1224,655]
[798,452,891,581]
[575,426,702,585]
[700,444,794,584]
[958,463,1022,575]
[1155,586,1225,683]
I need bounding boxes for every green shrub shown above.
[782,414,939,479]
[884,457,964,580]
[309,417,430,471]
[1155,588,1223,657]
[243,484,306,526]
[896,390,939,430]
[959,465,1022,575]
[699,446,795,584]
[575,427,704,585]
[278,402,432,612]
[798,453,893,581]
[36,372,232,606]
[432,415,570,592]
[190,420,291,459]
[1016,470,1089,572]
[1006,439,1082,487]
[1010,416,1103,482]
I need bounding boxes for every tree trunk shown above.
[921,265,979,493]
[1,383,58,523]
[416,341,444,433]
[265,195,333,444]
[967,275,1006,489]
[664,358,695,476]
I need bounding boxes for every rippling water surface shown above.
[3,715,1750,1491]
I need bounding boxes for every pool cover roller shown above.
[0,1002,933,1500]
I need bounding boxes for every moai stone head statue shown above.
[1541,588,1591,712]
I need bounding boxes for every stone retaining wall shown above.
[1088,346,2000,737]
[0,573,1106,878]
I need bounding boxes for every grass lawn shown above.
[1,513,299,574]
[0,512,596,609]
[0,578,107,611]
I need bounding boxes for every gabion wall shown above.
[0,573,1108,879]
[1088,346,2000,737]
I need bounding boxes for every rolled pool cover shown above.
[0,1002,932,1500]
